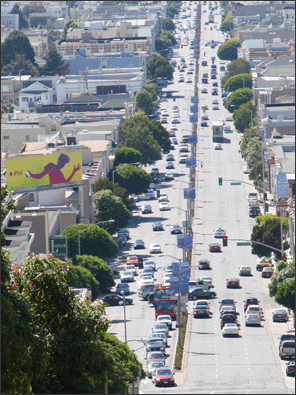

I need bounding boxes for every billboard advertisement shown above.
[276,173,290,199]
[6,151,82,190]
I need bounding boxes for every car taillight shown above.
[257,317,260,320]
[283,315,286,317]
[194,310,197,313]
[246,318,249,320]
[206,310,209,313]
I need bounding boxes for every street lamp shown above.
[78,219,115,255]
[112,162,140,184]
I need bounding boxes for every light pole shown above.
[120,290,127,343]
[78,219,115,255]
[112,162,140,184]
[171,206,189,262]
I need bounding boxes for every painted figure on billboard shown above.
[26,154,80,185]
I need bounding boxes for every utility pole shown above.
[85,67,88,92]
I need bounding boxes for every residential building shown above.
[1,13,19,30]
[19,81,53,112]
[1,75,31,106]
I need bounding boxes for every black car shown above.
[273,309,289,322]
[134,239,145,249]
[201,121,208,127]
[153,222,164,231]
[249,207,261,217]
[146,338,166,353]
[193,305,210,318]
[244,297,260,312]
[211,74,217,79]
[202,78,208,84]
[188,288,216,300]
[221,313,238,329]
[212,90,218,96]
[102,294,133,306]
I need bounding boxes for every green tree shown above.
[62,224,118,259]
[41,44,70,75]
[155,30,177,53]
[269,260,295,297]
[93,189,130,234]
[221,58,251,86]
[249,161,266,190]
[217,38,241,61]
[163,16,176,32]
[1,30,36,68]
[251,218,286,259]
[10,3,29,29]
[61,19,78,40]
[2,53,39,76]
[144,83,158,102]
[220,15,234,32]
[224,88,253,112]
[67,265,100,300]
[240,126,261,156]
[115,165,151,195]
[167,4,179,18]
[45,22,62,48]
[245,136,262,169]
[149,119,171,153]
[22,3,46,20]
[2,102,15,113]
[224,73,252,92]
[113,147,142,168]
[73,255,115,292]
[275,280,295,313]
[255,214,289,230]
[118,111,162,165]
[147,53,174,80]
[136,89,154,115]
[233,100,256,132]
[93,177,133,212]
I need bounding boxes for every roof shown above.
[21,81,51,94]
[99,97,136,110]
[63,92,102,104]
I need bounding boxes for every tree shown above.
[245,136,262,169]
[73,255,115,292]
[221,58,251,86]
[136,89,154,115]
[41,44,70,76]
[149,119,171,153]
[115,165,151,195]
[113,147,142,168]
[233,100,256,132]
[22,3,46,20]
[67,265,100,300]
[93,189,130,234]
[163,16,176,32]
[93,177,132,212]
[275,280,295,313]
[249,162,266,190]
[2,53,39,76]
[155,30,177,53]
[217,38,241,61]
[220,15,234,32]
[255,214,289,230]
[61,19,78,40]
[118,111,162,165]
[167,4,179,19]
[2,103,14,113]
[224,88,253,112]
[147,53,174,80]
[269,260,295,297]
[62,224,118,259]
[224,73,252,92]
[144,83,158,102]
[10,3,29,29]
[1,30,36,68]
[45,22,62,48]
[240,126,261,156]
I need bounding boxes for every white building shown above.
[19,82,53,112]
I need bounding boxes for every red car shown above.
[152,368,175,387]
[209,242,221,252]
[126,256,138,266]
[226,278,240,288]
[261,267,274,278]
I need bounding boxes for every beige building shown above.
[1,75,31,106]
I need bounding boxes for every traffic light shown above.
[223,236,228,247]
[264,193,267,201]
[264,202,269,212]
[283,254,287,262]
[219,177,222,185]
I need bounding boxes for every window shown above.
[25,135,30,141]
[29,193,34,201]
[22,97,28,102]
[3,136,10,140]
[1,85,12,93]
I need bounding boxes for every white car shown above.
[222,323,240,337]
[159,193,169,202]
[161,109,168,116]
[243,166,250,174]
[186,77,193,83]
[226,115,233,122]
[163,272,172,281]
[143,260,156,271]
[162,278,171,286]
[138,277,154,287]
[223,124,231,131]
[220,305,236,317]
[159,202,170,211]
[150,243,162,253]
[171,117,180,124]
[120,270,135,282]
[238,265,252,276]
[179,154,188,163]
[214,227,227,238]
[165,173,174,180]
[199,276,213,287]
[245,305,263,318]
[214,143,222,150]
[179,144,189,152]
[212,104,219,110]
[125,264,138,276]
[156,314,173,330]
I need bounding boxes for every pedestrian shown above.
[201,162,203,168]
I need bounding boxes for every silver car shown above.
[146,361,166,378]
[239,265,252,276]
[153,323,169,336]
[245,313,261,326]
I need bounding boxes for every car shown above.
[116,282,130,295]
[209,242,221,252]
[201,121,208,127]
[188,288,216,300]
[211,74,217,79]
[142,204,152,214]
[222,323,240,337]
[193,304,210,318]
[246,305,263,318]
[120,270,134,282]
[146,361,166,378]
[163,272,172,283]
[166,161,175,169]
[178,154,188,163]
[126,255,139,266]
[153,322,169,336]
[186,77,193,83]
[239,265,252,276]
[140,268,154,278]
[214,143,222,150]
[118,228,130,239]
[179,144,189,152]
[165,173,174,180]
[256,260,273,271]
[146,351,166,366]
[202,78,208,84]
[243,166,250,174]
[220,305,236,317]
[133,239,145,249]
[202,114,209,120]
[212,81,218,87]
[261,267,274,278]
[245,313,261,326]
[202,73,208,78]
[160,117,168,124]
[169,130,176,137]
[226,278,240,288]
[162,278,171,286]
[212,104,219,110]
[279,341,295,360]
[152,368,175,387]
[171,225,183,234]
[201,88,208,94]
[273,309,289,323]
[146,337,166,353]
[249,206,261,217]
[151,332,168,346]
[157,314,173,330]
[225,115,233,122]
[171,117,180,124]
[149,182,157,190]
[159,193,169,202]
[153,221,164,231]
[198,259,211,270]
[159,202,170,211]
[244,297,260,312]
[286,361,295,376]
[214,227,226,238]
[199,276,213,287]
[125,264,137,276]
[212,89,218,96]
[221,313,238,329]
[150,243,162,253]
[220,298,236,312]
[194,300,211,310]
[166,153,175,161]
[223,124,231,132]
[143,259,156,271]
[178,77,185,82]
[146,189,156,199]
[279,333,295,350]
[102,294,133,306]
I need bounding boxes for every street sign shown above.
[277,196,288,208]
[182,220,192,229]
[276,174,290,199]
[170,262,190,295]
[184,188,196,199]
[186,157,196,168]
[177,234,193,248]
[237,242,251,246]
[50,236,67,258]
[231,182,241,185]
[188,135,197,144]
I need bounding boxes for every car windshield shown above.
[248,314,259,319]
[156,369,171,375]
[247,299,258,304]
[149,362,164,368]
[155,324,166,329]
[275,310,287,314]
[221,299,235,305]
[223,315,236,322]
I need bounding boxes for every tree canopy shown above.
[224,88,253,112]
[275,280,295,312]
[147,53,174,80]
[10,3,29,29]
[62,224,118,259]
[2,54,39,76]
[224,73,252,92]
[144,83,158,102]
[113,147,143,168]
[1,30,36,69]
[217,38,241,61]
[22,3,46,20]
[163,16,176,32]
[94,177,132,212]
[41,44,70,76]
[149,119,171,153]
[155,30,177,52]
[115,165,151,195]
[220,15,234,32]
[221,58,251,86]
[135,89,155,115]
[233,100,256,132]
[167,4,179,19]
[67,264,101,300]
[268,260,295,297]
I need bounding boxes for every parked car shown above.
[279,333,295,350]
[156,314,173,330]
[146,361,166,378]
[125,264,137,276]
[261,267,274,278]
[146,351,166,366]
[286,361,295,376]
[279,341,295,360]
[120,270,134,283]
[102,294,133,306]
[146,337,166,353]
[273,309,289,322]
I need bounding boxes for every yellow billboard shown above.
[6,151,83,190]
